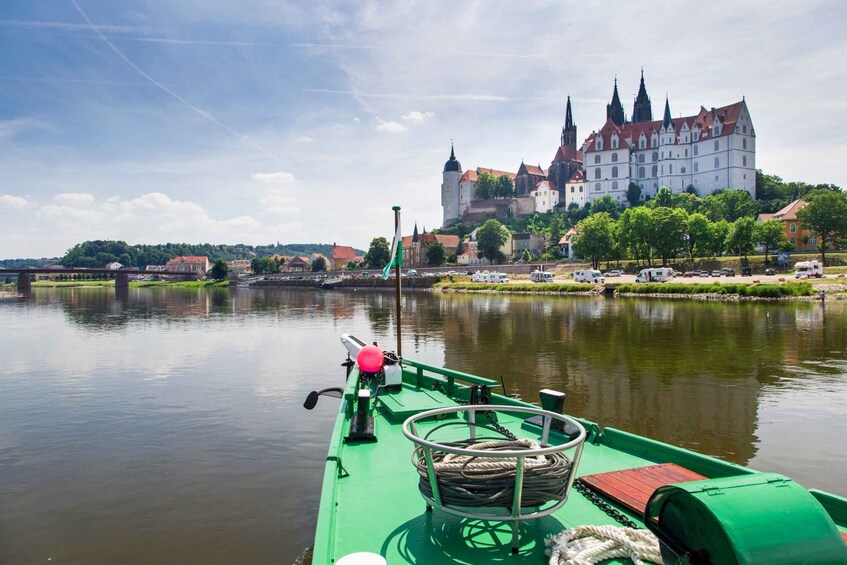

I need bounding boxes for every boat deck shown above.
[313,370,847,564]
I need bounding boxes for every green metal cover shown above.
[645,473,847,564]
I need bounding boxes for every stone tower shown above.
[441,144,462,226]
[561,96,577,149]
[632,69,653,123]
[606,78,626,126]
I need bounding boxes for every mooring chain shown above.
[573,481,639,529]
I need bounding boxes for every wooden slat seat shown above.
[577,463,706,515]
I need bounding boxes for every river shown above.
[0,287,845,563]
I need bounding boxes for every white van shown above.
[794,260,823,279]
[635,267,675,283]
[574,269,604,283]
[488,272,510,284]
[531,270,554,283]
[471,271,489,283]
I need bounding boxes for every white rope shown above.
[435,439,548,471]
[547,525,663,565]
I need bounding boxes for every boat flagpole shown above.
[383,205,402,358]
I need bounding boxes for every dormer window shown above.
[639,136,646,149]
[651,134,658,148]
[596,137,603,151]
[611,135,619,149]
[714,122,721,136]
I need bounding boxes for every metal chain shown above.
[573,481,639,529]
[483,410,518,441]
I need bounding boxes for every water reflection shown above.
[0,288,844,565]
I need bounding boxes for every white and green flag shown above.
[382,219,403,279]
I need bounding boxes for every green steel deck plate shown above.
[378,384,460,421]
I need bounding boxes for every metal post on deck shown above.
[392,205,402,358]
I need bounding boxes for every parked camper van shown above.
[635,267,675,283]
[531,270,554,283]
[794,260,823,279]
[573,269,604,283]
[488,272,510,284]
[471,271,489,283]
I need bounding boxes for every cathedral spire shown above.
[662,95,673,130]
[606,77,626,126]
[561,95,577,149]
[412,222,419,243]
[632,69,653,123]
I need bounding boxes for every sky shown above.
[0,0,845,259]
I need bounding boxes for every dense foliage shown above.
[476,219,509,263]
[797,192,847,265]
[616,282,814,298]
[439,282,592,293]
[426,242,446,267]
[364,237,390,268]
[475,173,514,199]
[210,259,229,280]
[56,241,359,269]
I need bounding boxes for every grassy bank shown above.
[615,282,814,298]
[31,280,115,287]
[437,282,594,293]
[131,280,230,288]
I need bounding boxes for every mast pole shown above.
[392,205,402,358]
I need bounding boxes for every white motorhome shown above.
[531,270,554,283]
[573,269,604,283]
[635,267,675,283]
[488,272,510,284]
[471,271,489,283]
[794,260,823,279]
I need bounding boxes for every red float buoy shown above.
[357,345,384,373]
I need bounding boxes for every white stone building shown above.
[564,169,586,209]
[530,180,559,213]
[583,94,756,205]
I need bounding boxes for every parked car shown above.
[699,270,710,278]
[721,268,735,276]
[406,269,418,276]
[603,269,623,277]
[711,270,723,277]
[683,271,694,278]
[741,267,752,276]
[764,268,776,275]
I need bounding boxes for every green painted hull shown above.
[312,357,847,564]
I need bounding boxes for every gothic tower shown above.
[561,96,577,149]
[606,78,626,126]
[632,69,653,123]
[441,144,462,227]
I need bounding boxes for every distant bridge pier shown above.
[17,273,32,294]
[115,272,129,290]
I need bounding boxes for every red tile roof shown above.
[534,180,555,191]
[567,169,585,183]
[520,163,546,176]
[331,245,358,261]
[166,255,209,265]
[460,170,478,182]
[769,199,808,222]
[477,167,517,180]
[553,145,583,163]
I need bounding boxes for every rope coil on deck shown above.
[546,525,663,565]
[412,437,573,508]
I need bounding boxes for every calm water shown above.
[1,287,845,563]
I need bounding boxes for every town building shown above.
[165,256,210,275]
[106,261,123,270]
[329,244,362,270]
[402,224,460,267]
[530,180,559,213]
[564,169,586,209]
[227,260,252,275]
[757,200,817,251]
[283,256,311,272]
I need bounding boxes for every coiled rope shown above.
[546,525,663,565]
[412,432,573,508]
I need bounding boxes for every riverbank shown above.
[1,280,230,289]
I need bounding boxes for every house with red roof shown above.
[165,256,210,275]
[329,244,360,270]
[757,200,818,251]
[401,225,460,267]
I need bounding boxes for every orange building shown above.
[757,200,817,251]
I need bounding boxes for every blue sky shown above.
[0,0,845,258]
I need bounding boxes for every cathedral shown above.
[441,72,756,227]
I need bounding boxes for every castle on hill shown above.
[441,72,756,227]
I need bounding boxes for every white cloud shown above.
[375,120,407,133]
[251,171,297,183]
[401,110,435,124]
[0,194,29,210]
[259,189,301,216]
[54,192,95,206]
[295,136,314,143]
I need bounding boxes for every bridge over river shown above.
[0,268,198,295]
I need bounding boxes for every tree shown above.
[455,239,464,257]
[494,175,515,199]
[725,217,756,259]
[548,213,565,248]
[364,237,390,269]
[709,220,730,257]
[476,219,508,264]
[210,259,229,280]
[649,207,688,266]
[620,207,653,266]
[589,195,622,219]
[521,249,533,263]
[686,213,712,263]
[312,257,327,272]
[426,242,446,267]
[651,186,674,208]
[701,189,760,222]
[626,183,641,207]
[476,172,497,200]
[251,257,278,274]
[345,261,360,270]
[753,219,787,264]
[572,212,615,269]
[797,192,847,266]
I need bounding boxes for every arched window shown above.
[694,162,699,173]
[596,137,603,151]
[651,135,658,148]
[638,154,645,163]
[743,155,747,167]
[579,185,583,192]
[693,130,699,141]
[639,167,645,178]
[651,165,658,177]
[612,153,618,163]
[743,138,747,149]
[714,140,719,151]
[639,137,646,149]
[611,166,618,178]
[594,154,600,164]
[594,168,601,180]
[612,181,618,190]
[693,145,698,156]
[611,136,618,149]
[681,167,686,174]
[652,152,658,162]
[714,157,720,168]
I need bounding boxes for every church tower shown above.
[606,78,626,126]
[632,69,653,123]
[441,144,462,227]
[561,96,577,149]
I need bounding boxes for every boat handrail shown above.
[401,358,500,392]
